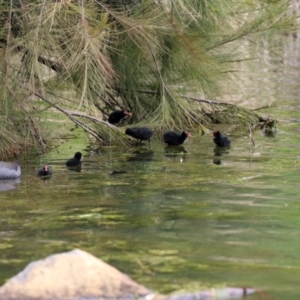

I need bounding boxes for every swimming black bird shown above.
[66,152,82,167]
[37,165,52,177]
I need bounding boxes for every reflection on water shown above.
[66,165,82,172]
[212,158,222,165]
[0,178,21,191]
[1,37,300,300]
[126,149,154,162]
[213,146,230,156]
[164,145,188,155]
[109,170,128,175]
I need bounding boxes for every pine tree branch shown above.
[34,92,106,142]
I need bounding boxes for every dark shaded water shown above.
[1,36,300,299]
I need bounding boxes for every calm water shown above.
[1,37,300,299]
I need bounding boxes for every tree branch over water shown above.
[34,92,106,143]
[0,0,295,156]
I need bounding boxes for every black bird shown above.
[37,165,52,177]
[108,109,131,124]
[66,152,82,167]
[211,130,231,147]
[163,131,191,146]
[125,127,154,147]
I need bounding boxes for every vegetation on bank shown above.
[0,0,297,157]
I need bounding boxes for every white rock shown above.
[0,249,152,300]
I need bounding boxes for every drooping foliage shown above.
[0,0,297,156]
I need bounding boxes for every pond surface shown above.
[1,37,300,299]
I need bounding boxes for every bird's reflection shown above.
[164,145,188,156]
[213,159,222,165]
[109,170,128,175]
[0,178,21,191]
[164,145,188,163]
[262,128,277,137]
[38,175,52,182]
[213,146,230,156]
[67,166,82,173]
[126,149,154,162]
[260,117,277,137]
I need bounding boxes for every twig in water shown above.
[248,123,255,147]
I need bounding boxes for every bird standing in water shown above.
[163,131,191,146]
[211,130,231,147]
[125,127,154,147]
